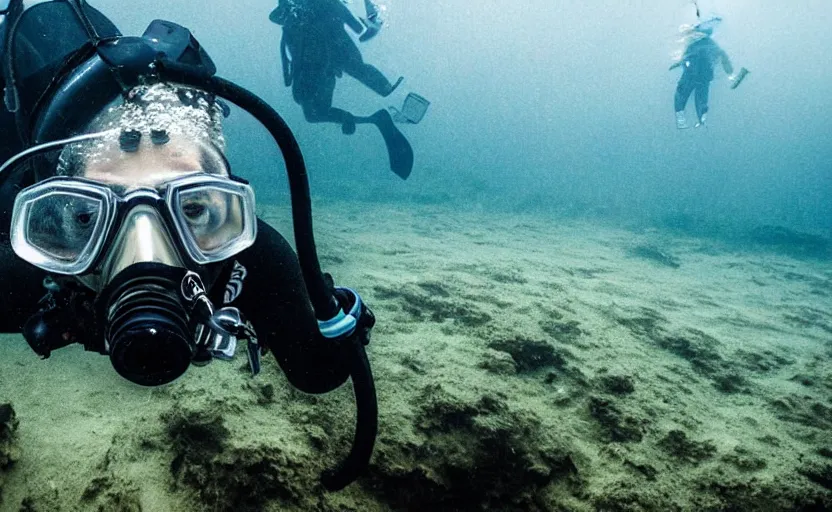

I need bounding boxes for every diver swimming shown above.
[0,0,377,491]
[269,0,428,179]
[670,2,749,129]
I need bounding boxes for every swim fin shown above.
[389,93,430,124]
[729,67,749,90]
[675,111,689,130]
[359,0,383,42]
[369,109,413,180]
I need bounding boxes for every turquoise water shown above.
[101,0,831,237]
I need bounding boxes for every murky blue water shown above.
[94,0,832,241]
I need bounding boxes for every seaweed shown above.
[483,266,528,284]
[782,307,832,335]
[416,281,451,297]
[0,403,18,471]
[655,330,753,393]
[592,480,680,511]
[540,319,584,344]
[488,338,568,373]
[656,330,723,375]
[244,381,275,406]
[657,430,717,464]
[615,308,667,340]
[721,446,767,471]
[367,383,579,511]
[80,474,142,512]
[588,396,646,443]
[373,283,493,328]
[699,472,832,511]
[770,395,832,430]
[735,349,794,373]
[164,406,307,511]
[598,375,635,396]
[800,460,832,490]
[478,348,518,375]
[400,352,427,374]
[711,372,752,394]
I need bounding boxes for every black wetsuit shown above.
[0,218,351,393]
[674,36,727,120]
[273,0,396,125]
[210,219,351,393]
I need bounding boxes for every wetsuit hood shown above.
[3,0,120,145]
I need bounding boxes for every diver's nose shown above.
[101,205,184,284]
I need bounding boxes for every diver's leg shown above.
[302,102,362,134]
[674,75,695,112]
[342,41,403,97]
[694,82,710,125]
[674,74,695,128]
[298,75,360,133]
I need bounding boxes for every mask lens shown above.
[13,187,109,273]
[173,184,252,261]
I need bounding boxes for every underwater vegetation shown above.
[0,403,18,479]
[1,204,830,511]
[365,383,579,511]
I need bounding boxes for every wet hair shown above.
[56,82,227,177]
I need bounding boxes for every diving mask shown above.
[10,172,257,277]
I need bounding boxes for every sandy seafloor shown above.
[0,199,829,512]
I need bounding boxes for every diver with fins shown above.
[269,0,429,179]
[0,0,380,491]
[670,1,749,129]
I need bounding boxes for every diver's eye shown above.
[75,211,95,227]
[183,202,209,224]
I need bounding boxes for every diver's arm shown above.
[234,219,350,393]
[722,52,734,75]
[711,41,734,75]
[0,244,47,332]
[720,49,734,75]
[335,0,365,34]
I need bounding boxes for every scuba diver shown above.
[269,0,423,179]
[670,5,749,129]
[0,0,378,491]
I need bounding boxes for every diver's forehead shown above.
[80,135,223,188]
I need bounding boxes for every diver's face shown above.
[75,134,229,291]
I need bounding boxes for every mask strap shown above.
[65,0,102,45]
[0,129,117,178]
[65,0,135,94]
